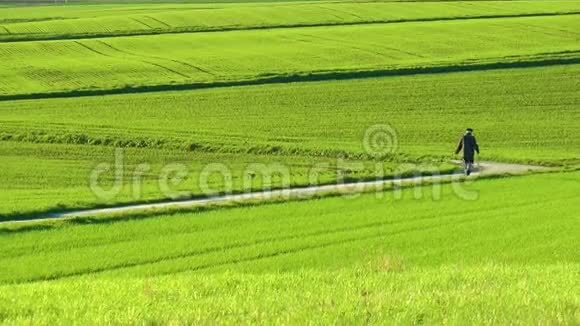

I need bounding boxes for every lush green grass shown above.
[0,1,578,322]
[3,172,578,281]
[0,142,448,218]
[1,1,577,41]
[1,64,578,217]
[0,1,577,220]
[0,172,578,323]
[0,14,578,97]
[1,64,577,161]
[1,265,578,324]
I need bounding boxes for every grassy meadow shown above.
[1,64,578,217]
[1,1,578,42]
[2,142,455,217]
[0,0,578,323]
[0,173,578,323]
[1,14,578,97]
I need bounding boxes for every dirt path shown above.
[1,161,546,225]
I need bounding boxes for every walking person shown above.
[455,128,480,175]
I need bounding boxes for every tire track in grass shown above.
[3,216,419,276]
[74,40,192,79]
[0,25,10,35]
[141,195,576,277]
[313,5,346,20]
[318,4,365,20]
[143,15,171,28]
[73,40,190,83]
[95,40,213,76]
[149,196,564,273]
[142,61,191,79]
[130,17,155,29]
[299,33,425,59]
[73,41,113,57]
[514,21,580,38]
[105,212,488,278]
[3,178,563,283]
[295,33,397,59]
[497,21,567,39]
[5,220,445,284]
[1,207,451,260]
[3,207,508,284]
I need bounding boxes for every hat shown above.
[466,128,474,133]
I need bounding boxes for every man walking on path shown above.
[455,128,480,175]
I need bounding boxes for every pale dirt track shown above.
[1,161,546,225]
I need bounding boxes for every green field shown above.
[1,13,578,97]
[0,0,579,323]
[1,1,578,42]
[1,64,578,217]
[1,173,578,323]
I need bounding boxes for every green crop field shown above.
[1,1,578,42]
[1,64,578,217]
[1,14,579,97]
[1,173,578,323]
[0,0,578,323]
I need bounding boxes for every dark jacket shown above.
[455,134,479,160]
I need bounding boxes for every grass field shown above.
[2,142,453,218]
[2,64,578,160]
[0,0,579,323]
[0,13,578,97]
[1,1,578,41]
[1,64,578,217]
[0,173,578,323]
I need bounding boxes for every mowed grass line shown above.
[1,1,579,41]
[0,172,577,284]
[0,14,578,97]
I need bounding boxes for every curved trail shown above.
[1,161,546,225]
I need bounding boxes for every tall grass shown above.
[0,173,578,323]
[1,173,578,282]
